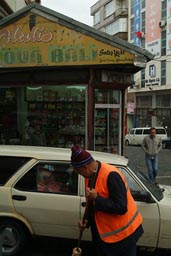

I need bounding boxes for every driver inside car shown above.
[37,166,62,192]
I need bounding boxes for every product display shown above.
[27,100,85,147]
[0,88,18,144]
[94,108,119,152]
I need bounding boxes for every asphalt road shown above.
[125,146,171,185]
[19,146,171,256]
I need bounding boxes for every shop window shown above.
[0,88,18,144]
[94,90,120,153]
[95,90,120,104]
[25,85,87,148]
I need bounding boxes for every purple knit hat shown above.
[71,145,93,168]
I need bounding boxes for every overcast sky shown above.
[41,0,97,26]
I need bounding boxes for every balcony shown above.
[114,8,128,18]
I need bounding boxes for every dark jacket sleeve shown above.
[94,172,127,215]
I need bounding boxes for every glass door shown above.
[94,89,121,154]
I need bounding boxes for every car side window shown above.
[143,129,150,135]
[117,166,143,193]
[15,162,78,195]
[0,156,31,186]
[36,163,78,195]
[135,129,142,135]
[156,128,165,134]
[130,129,135,135]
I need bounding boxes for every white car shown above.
[125,127,167,146]
[0,145,171,255]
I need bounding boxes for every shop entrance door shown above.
[94,90,121,154]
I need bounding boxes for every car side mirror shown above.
[131,190,155,203]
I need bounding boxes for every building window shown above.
[161,30,166,56]
[104,18,127,35]
[161,0,167,20]
[136,96,152,107]
[105,22,115,35]
[141,69,145,88]
[94,10,100,25]
[156,95,171,107]
[161,60,166,85]
[141,0,145,9]
[130,0,134,15]
[130,18,134,41]
[141,11,145,48]
[104,0,114,18]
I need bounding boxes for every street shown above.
[125,146,171,185]
[19,147,171,255]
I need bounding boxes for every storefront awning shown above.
[0,2,153,72]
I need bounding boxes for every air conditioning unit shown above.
[159,20,166,28]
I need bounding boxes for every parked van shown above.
[125,127,168,146]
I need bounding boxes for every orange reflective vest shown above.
[86,162,143,243]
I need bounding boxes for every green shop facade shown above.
[0,3,153,155]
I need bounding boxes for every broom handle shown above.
[77,171,97,249]
[82,171,97,222]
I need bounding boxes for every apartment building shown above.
[91,0,171,136]
[0,0,13,19]
[0,0,41,18]
[91,0,128,40]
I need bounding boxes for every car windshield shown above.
[128,163,163,201]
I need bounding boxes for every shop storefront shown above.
[0,3,152,154]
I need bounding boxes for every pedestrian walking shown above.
[70,145,144,256]
[141,127,162,183]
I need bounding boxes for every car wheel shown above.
[0,219,29,256]
[125,140,130,146]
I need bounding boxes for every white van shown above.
[125,127,168,146]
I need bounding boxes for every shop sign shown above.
[145,78,160,86]
[127,102,135,114]
[145,64,160,86]
[102,71,133,84]
[0,13,135,67]
[95,104,120,109]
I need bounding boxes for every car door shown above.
[117,166,160,248]
[11,161,84,240]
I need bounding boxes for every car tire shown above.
[125,140,130,146]
[0,219,29,256]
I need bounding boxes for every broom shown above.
[72,171,97,256]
